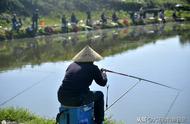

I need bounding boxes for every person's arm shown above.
[93,65,107,86]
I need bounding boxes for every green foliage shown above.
[104,116,125,124]
[0,29,6,40]
[0,0,190,41]
[0,0,189,16]
[0,107,55,124]
[0,107,36,122]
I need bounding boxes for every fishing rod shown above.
[103,68,182,116]
[101,68,181,91]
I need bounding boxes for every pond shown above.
[0,22,190,124]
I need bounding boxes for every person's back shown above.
[112,12,118,22]
[71,13,78,24]
[86,11,92,27]
[32,13,38,22]
[58,46,107,124]
[173,11,177,21]
[61,16,67,25]
[101,12,107,24]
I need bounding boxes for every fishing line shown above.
[160,91,181,124]
[103,68,182,120]
[105,80,140,112]
[0,73,53,107]
[164,91,181,118]
[106,85,109,109]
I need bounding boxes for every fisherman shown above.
[133,12,139,25]
[57,45,107,124]
[139,7,144,19]
[18,18,22,29]
[130,12,137,25]
[112,11,119,23]
[61,14,68,33]
[32,9,39,31]
[101,12,107,24]
[172,10,177,21]
[86,11,92,27]
[11,13,18,31]
[129,12,134,24]
[70,13,79,32]
[159,9,166,23]
[71,13,78,24]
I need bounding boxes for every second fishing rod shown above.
[101,68,181,92]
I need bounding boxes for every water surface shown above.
[0,22,190,124]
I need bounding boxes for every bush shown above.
[0,29,6,41]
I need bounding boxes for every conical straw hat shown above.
[72,45,103,62]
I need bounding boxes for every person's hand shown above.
[101,72,107,80]
[100,68,106,72]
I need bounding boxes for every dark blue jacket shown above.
[58,62,107,97]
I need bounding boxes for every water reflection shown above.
[0,22,190,72]
[0,22,190,123]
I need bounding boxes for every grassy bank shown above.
[1,1,190,41]
[0,107,55,124]
[0,107,119,124]
[0,10,190,41]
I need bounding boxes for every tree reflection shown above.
[0,22,190,71]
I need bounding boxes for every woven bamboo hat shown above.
[72,45,103,62]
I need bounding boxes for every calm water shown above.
[0,22,190,124]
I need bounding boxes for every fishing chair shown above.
[56,102,94,124]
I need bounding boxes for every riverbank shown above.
[0,9,190,41]
[0,107,55,124]
[0,107,119,124]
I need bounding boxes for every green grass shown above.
[0,107,55,124]
[0,9,190,41]
[1,10,190,29]
[0,107,120,124]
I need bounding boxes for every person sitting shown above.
[159,10,166,23]
[57,45,107,124]
[70,13,79,32]
[86,11,93,27]
[101,12,107,24]
[71,13,78,24]
[112,12,119,23]
[18,18,22,29]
